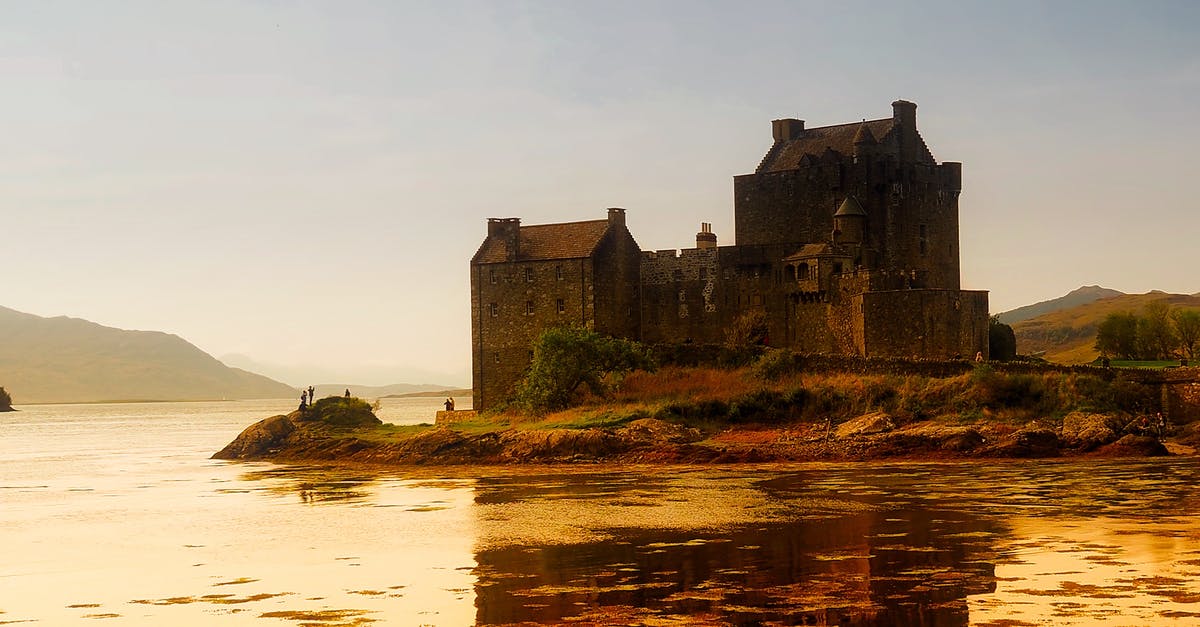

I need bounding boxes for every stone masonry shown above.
[470,101,990,409]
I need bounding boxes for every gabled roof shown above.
[852,121,877,145]
[760,118,895,172]
[782,243,850,261]
[472,219,612,263]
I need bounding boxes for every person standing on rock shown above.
[344,388,351,398]
[299,392,308,410]
[444,397,454,411]
[308,386,315,403]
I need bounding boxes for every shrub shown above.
[753,349,803,380]
[512,326,655,413]
[309,396,382,427]
[725,310,769,347]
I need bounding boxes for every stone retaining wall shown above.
[435,410,477,427]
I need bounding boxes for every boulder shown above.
[212,413,296,459]
[1061,412,1124,451]
[872,424,984,455]
[617,418,702,444]
[835,412,895,438]
[980,426,1060,458]
[1095,434,1169,457]
[499,428,624,462]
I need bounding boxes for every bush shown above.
[308,396,382,427]
[512,326,655,413]
[752,349,803,380]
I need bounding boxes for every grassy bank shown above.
[492,360,1158,436]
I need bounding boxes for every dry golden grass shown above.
[474,362,1152,433]
[616,366,758,403]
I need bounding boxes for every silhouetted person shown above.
[344,388,351,398]
[308,386,315,403]
[299,392,308,411]
[444,397,454,411]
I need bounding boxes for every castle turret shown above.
[852,120,876,159]
[696,222,717,249]
[833,196,867,245]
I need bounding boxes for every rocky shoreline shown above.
[213,410,1189,465]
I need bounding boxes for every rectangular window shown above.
[919,224,928,256]
[525,301,534,315]
[556,298,565,314]
[488,303,498,317]
[494,353,501,364]
[524,267,533,283]
[489,268,496,284]
[555,265,563,281]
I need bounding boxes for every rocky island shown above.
[214,358,1199,465]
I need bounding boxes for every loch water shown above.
[3,399,1199,626]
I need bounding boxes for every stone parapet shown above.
[436,410,477,427]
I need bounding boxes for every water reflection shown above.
[467,460,1200,626]
[238,465,380,504]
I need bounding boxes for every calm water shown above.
[3,400,1199,626]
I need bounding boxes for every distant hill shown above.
[0,306,296,404]
[996,286,1125,325]
[1012,291,1200,364]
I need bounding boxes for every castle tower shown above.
[833,196,867,245]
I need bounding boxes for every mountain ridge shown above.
[0,305,295,404]
[1010,291,1200,364]
[996,285,1125,325]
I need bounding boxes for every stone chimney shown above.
[892,100,917,129]
[771,118,805,142]
[487,217,520,260]
[607,207,626,227]
[696,222,717,249]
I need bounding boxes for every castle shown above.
[470,101,989,410]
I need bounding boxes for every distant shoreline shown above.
[381,388,472,399]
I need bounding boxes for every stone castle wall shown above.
[471,258,596,409]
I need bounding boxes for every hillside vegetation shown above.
[1013,292,1200,364]
[0,305,295,403]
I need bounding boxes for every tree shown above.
[1172,308,1200,360]
[988,315,1017,361]
[512,326,655,412]
[0,386,11,411]
[1095,312,1139,359]
[1137,300,1177,359]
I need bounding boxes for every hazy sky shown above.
[5,1,1199,386]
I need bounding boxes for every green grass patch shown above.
[1108,360,1185,369]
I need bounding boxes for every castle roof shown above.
[472,219,612,263]
[834,196,868,217]
[783,243,850,261]
[757,117,934,172]
[852,121,877,145]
